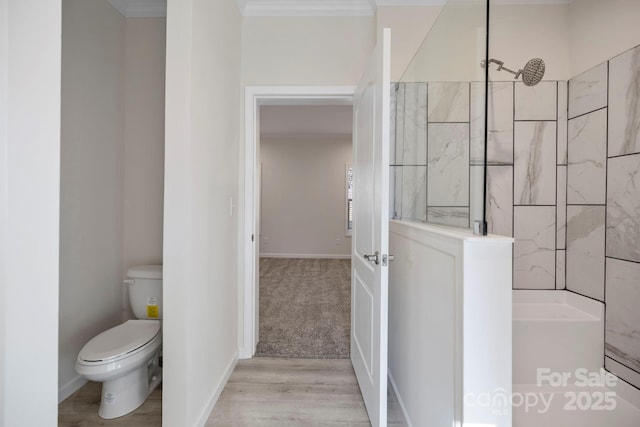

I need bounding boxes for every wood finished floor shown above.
[58,380,162,426]
[206,358,407,427]
[207,358,370,426]
[60,358,406,426]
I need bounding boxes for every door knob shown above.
[364,251,379,265]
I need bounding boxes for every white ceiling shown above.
[109,0,573,18]
[260,105,353,139]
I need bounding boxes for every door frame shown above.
[240,85,355,359]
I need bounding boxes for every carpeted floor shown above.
[256,257,351,359]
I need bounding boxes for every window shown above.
[346,163,353,236]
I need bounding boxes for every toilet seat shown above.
[78,320,160,365]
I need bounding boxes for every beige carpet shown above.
[256,258,351,359]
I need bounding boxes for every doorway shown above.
[256,104,353,358]
[240,86,355,359]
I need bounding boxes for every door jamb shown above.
[240,86,355,359]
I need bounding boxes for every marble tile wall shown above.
[604,44,640,389]
[390,81,471,228]
[512,82,561,290]
[391,45,640,387]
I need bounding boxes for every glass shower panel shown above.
[392,0,488,231]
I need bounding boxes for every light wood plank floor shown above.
[58,381,162,426]
[206,358,407,427]
[59,358,407,426]
[207,358,368,426]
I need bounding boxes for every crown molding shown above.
[107,0,167,18]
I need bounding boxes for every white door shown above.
[351,28,391,427]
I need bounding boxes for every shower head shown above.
[521,58,546,86]
[482,58,546,86]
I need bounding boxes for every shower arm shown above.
[482,58,523,79]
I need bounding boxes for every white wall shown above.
[241,16,375,86]
[569,0,640,77]
[123,18,166,270]
[0,0,61,424]
[491,4,570,82]
[59,0,126,401]
[376,6,442,82]
[392,3,570,83]
[164,0,241,424]
[260,137,352,257]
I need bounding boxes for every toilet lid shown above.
[79,320,160,363]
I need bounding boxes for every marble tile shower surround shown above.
[567,44,640,391]
[514,121,556,206]
[391,82,472,227]
[567,108,607,205]
[391,44,640,389]
[609,46,640,157]
[566,205,606,301]
[605,258,640,373]
[514,206,556,290]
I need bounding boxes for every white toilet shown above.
[75,265,163,419]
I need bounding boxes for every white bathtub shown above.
[513,290,640,427]
[513,290,604,384]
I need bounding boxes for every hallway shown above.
[206,358,368,425]
[207,358,408,426]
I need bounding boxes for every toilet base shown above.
[98,349,162,419]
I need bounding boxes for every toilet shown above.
[75,265,163,419]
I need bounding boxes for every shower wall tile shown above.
[605,358,640,392]
[567,108,607,205]
[427,207,469,228]
[515,81,557,121]
[514,206,556,289]
[390,84,397,165]
[402,83,428,165]
[427,123,469,206]
[470,82,485,166]
[566,205,605,301]
[514,121,557,205]
[556,250,566,289]
[390,166,400,219]
[557,81,569,165]
[607,154,640,263]
[557,166,567,249]
[486,165,513,237]
[400,166,427,222]
[608,45,640,157]
[427,82,469,123]
[605,258,640,373]
[568,62,608,119]
[469,165,484,226]
[470,81,514,165]
[394,83,406,164]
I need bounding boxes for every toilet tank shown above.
[127,265,163,320]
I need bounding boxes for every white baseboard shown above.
[58,374,88,403]
[388,373,412,427]
[195,352,238,427]
[260,253,351,259]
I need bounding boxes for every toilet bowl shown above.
[75,265,163,419]
[76,320,162,419]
